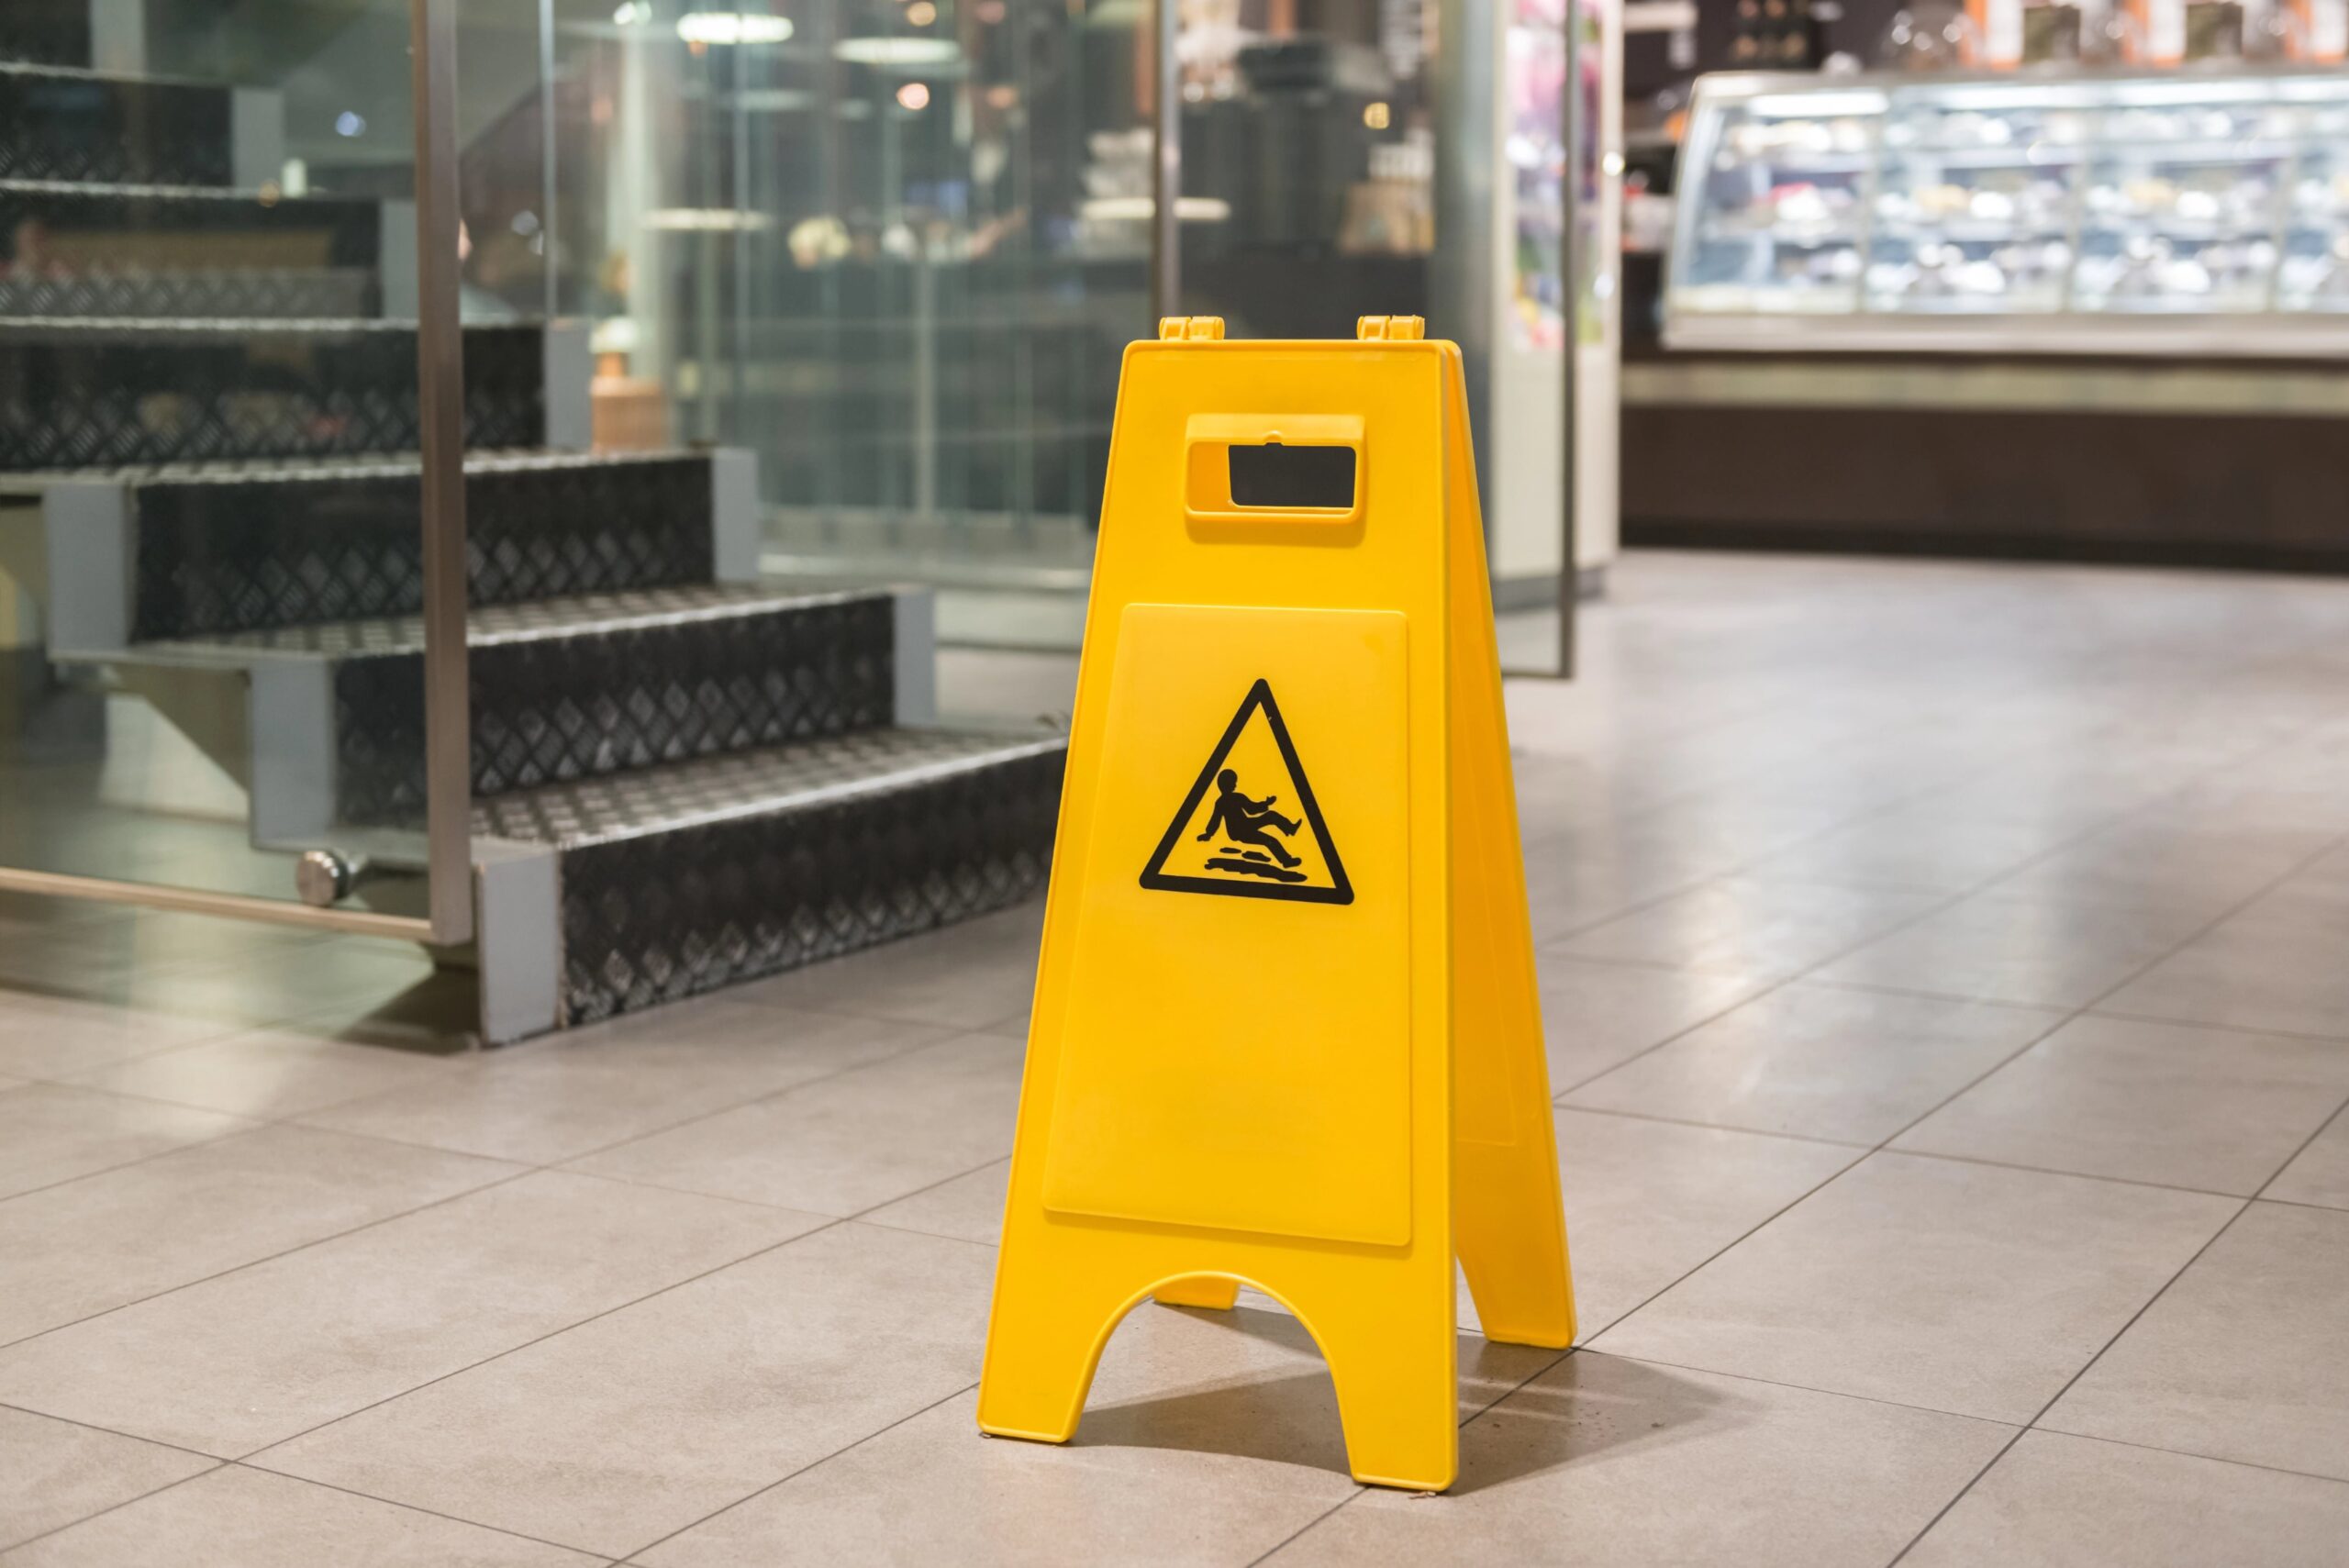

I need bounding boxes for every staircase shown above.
[3,38,1064,1041]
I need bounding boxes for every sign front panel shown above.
[1041,602,1412,1247]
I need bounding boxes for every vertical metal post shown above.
[410,0,474,944]
[1148,0,1182,320]
[1555,0,1581,679]
[538,0,560,314]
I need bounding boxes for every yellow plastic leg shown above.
[976,1250,1137,1445]
[1297,1263,1460,1491]
[1152,1276,1241,1310]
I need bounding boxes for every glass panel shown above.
[547,0,1146,649]
[1175,0,1439,335]
[1672,83,1885,317]
[0,0,442,918]
[2074,85,2293,313]
[1868,83,2089,314]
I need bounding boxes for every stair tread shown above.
[474,725,1067,849]
[0,176,380,206]
[139,584,886,660]
[0,315,525,337]
[9,446,711,493]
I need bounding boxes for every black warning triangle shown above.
[1139,679,1353,905]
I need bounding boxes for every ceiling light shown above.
[833,37,961,64]
[675,11,795,44]
[896,82,930,110]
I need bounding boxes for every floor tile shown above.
[303,1003,952,1165]
[0,1084,252,1200]
[0,992,228,1080]
[0,1407,214,1553]
[1739,805,2086,894]
[2043,1201,2349,1480]
[1554,877,1944,982]
[2102,903,2349,1041]
[643,1297,1397,1568]
[569,1032,1025,1216]
[2266,1108,2349,1209]
[1896,1015,2349,1195]
[1813,894,2209,1009]
[1533,958,1764,1092]
[0,1464,598,1567]
[637,1382,1351,1568]
[0,1170,821,1456]
[1549,1110,1858,1340]
[1594,1151,2238,1423]
[1260,1353,2012,1568]
[860,1157,1010,1245]
[1988,822,2335,920]
[1564,984,2060,1145]
[65,1026,462,1119]
[1902,1430,2349,1568]
[0,1124,518,1346]
[728,915,1040,1030]
[260,1222,996,1561]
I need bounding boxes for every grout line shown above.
[1881,1200,2255,1568]
[0,1165,543,1354]
[217,1460,622,1562]
[2020,1425,2349,1491]
[1874,829,2349,1566]
[1545,1101,1876,1151]
[2084,1006,2349,1049]
[2253,1087,2349,1206]
[1865,1145,2274,1204]
[614,1380,983,1562]
[0,1455,228,1558]
[0,1397,231,1463]
[1575,1351,2025,1429]
[224,1212,860,1465]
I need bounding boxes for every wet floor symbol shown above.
[1140,679,1353,906]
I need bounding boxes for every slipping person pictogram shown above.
[1141,679,1353,904]
[1198,767,1305,879]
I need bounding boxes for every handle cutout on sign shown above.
[1184,413,1365,535]
[1228,443,1356,509]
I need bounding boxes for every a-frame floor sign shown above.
[978,315,1575,1493]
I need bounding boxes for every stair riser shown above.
[1,68,278,187]
[0,320,578,473]
[551,747,1063,1024]
[0,186,406,319]
[329,595,901,823]
[1,4,91,70]
[128,455,737,640]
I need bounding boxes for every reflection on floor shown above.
[5,550,2349,1565]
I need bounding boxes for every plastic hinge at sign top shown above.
[1157,317,1225,341]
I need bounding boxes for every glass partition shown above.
[1174,0,1439,336]
[528,0,1148,648]
[0,0,462,934]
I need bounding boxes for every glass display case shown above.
[1664,65,2349,352]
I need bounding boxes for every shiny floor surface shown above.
[6,550,2349,1565]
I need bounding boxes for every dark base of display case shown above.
[1623,398,2349,575]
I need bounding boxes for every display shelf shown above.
[1667,63,2349,352]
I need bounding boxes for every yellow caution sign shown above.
[978,315,1574,1493]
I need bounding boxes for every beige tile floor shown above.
[4,551,2349,1564]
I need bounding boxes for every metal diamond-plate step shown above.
[121,584,923,829]
[0,181,410,319]
[43,448,755,644]
[1,62,280,187]
[471,726,1067,1032]
[0,317,587,472]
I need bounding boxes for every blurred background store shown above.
[1621,0,2349,567]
